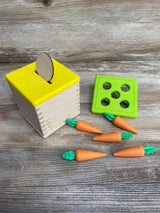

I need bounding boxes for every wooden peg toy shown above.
[62,150,106,161]
[92,132,133,142]
[104,112,139,134]
[66,119,102,134]
[113,145,157,157]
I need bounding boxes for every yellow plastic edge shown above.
[5,58,80,107]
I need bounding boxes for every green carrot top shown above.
[66,119,77,127]
[144,146,157,155]
[62,151,75,160]
[104,112,115,121]
[121,132,133,139]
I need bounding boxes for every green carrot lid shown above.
[121,132,133,139]
[144,146,157,154]
[62,151,75,160]
[104,112,115,121]
[66,119,77,127]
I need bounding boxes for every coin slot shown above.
[35,71,52,84]
[101,98,110,106]
[120,100,129,108]
[103,82,111,90]
[121,84,130,92]
[111,91,120,99]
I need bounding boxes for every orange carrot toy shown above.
[113,145,157,157]
[66,119,102,134]
[104,112,139,134]
[62,150,106,161]
[93,132,133,142]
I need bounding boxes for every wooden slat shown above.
[0,0,160,63]
[0,183,160,212]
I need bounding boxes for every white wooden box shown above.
[5,58,80,138]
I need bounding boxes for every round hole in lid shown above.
[120,100,129,108]
[111,91,120,99]
[101,98,110,106]
[103,82,111,90]
[121,84,130,92]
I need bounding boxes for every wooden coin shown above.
[36,52,54,82]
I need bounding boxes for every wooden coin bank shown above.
[5,57,80,138]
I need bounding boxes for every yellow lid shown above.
[5,58,80,107]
